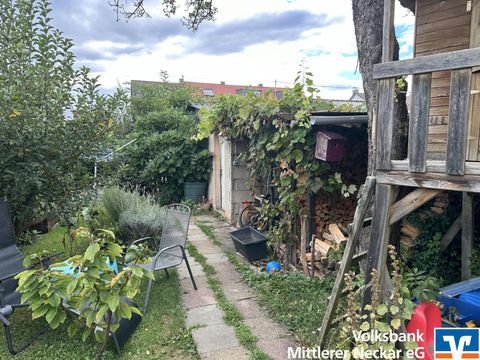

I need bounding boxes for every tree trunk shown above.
[352,0,409,173]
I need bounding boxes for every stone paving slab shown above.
[186,304,224,327]
[183,288,217,310]
[200,347,250,360]
[204,253,229,264]
[180,275,209,293]
[222,282,254,302]
[194,243,222,254]
[215,267,243,284]
[233,299,264,319]
[192,323,240,354]
[177,264,204,280]
[243,316,290,340]
[257,338,299,360]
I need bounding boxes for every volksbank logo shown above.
[435,328,480,360]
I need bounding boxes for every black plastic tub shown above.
[229,226,267,261]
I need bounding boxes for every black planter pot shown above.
[183,181,207,202]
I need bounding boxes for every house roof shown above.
[181,81,287,96]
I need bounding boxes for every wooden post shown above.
[462,193,473,280]
[467,0,480,160]
[446,69,472,175]
[382,0,395,63]
[363,184,396,306]
[318,177,375,347]
[300,215,309,276]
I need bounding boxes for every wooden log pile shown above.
[305,223,348,278]
[430,192,449,215]
[314,191,358,237]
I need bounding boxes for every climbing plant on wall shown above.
[195,71,356,258]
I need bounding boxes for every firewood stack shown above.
[430,192,449,215]
[314,191,358,237]
[400,219,420,258]
[305,223,347,278]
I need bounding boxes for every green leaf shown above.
[390,305,399,315]
[84,243,100,262]
[376,304,388,316]
[66,277,78,296]
[96,305,109,322]
[107,294,120,312]
[359,321,370,331]
[45,307,57,324]
[390,318,402,330]
[81,327,91,342]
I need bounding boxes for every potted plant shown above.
[183,149,212,202]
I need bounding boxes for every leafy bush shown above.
[0,0,127,235]
[119,83,211,204]
[101,187,165,243]
[118,204,165,243]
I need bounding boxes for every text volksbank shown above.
[288,330,426,359]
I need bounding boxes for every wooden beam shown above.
[389,188,442,225]
[377,171,480,193]
[363,184,396,306]
[462,193,473,280]
[373,47,480,79]
[391,159,480,175]
[467,1,480,160]
[382,0,395,62]
[439,215,462,253]
[447,69,472,175]
[318,177,375,347]
[408,73,432,173]
[376,79,395,170]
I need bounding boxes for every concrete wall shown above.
[208,135,252,224]
[230,139,252,225]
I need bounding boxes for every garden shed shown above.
[207,112,369,233]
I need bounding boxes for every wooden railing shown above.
[374,47,480,176]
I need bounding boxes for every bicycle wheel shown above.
[239,204,261,228]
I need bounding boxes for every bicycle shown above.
[239,195,267,229]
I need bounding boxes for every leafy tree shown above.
[16,228,152,360]
[120,83,211,203]
[0,0,127,235]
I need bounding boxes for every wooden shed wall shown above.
[414,0,471,160]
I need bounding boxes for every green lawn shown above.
[0,227,198,360]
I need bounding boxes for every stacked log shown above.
[305,223,348,278]
[314,191,358,237]
[400,219,420,258]
[431,192,449,215]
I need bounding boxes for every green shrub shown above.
[101,186,165,243]
[118,204,165,243]
[102,187,138,225]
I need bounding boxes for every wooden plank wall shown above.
[415,0,471,160]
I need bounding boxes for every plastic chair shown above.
[406,302,442,360]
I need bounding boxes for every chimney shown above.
[179,75,184,83]
[352,87,359,95]
[220,81,225,85]
[258,83,263,87]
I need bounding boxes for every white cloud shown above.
[51,0,414,100]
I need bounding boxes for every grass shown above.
[194,222,220,246]
[226,253,333,347]
[186,243,270,360]
[1,227,198,360]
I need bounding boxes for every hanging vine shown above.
[195,71,357,257]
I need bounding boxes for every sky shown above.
[49,0,415,100]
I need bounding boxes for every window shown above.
[202,88,214,96]
[275,91,284,100]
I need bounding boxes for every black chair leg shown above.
[181,248,197,290]
[3,322,49,355]
[164,269,169,278]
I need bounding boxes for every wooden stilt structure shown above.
[319,0,480,346]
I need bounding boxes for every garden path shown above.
[178,214,299,360]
